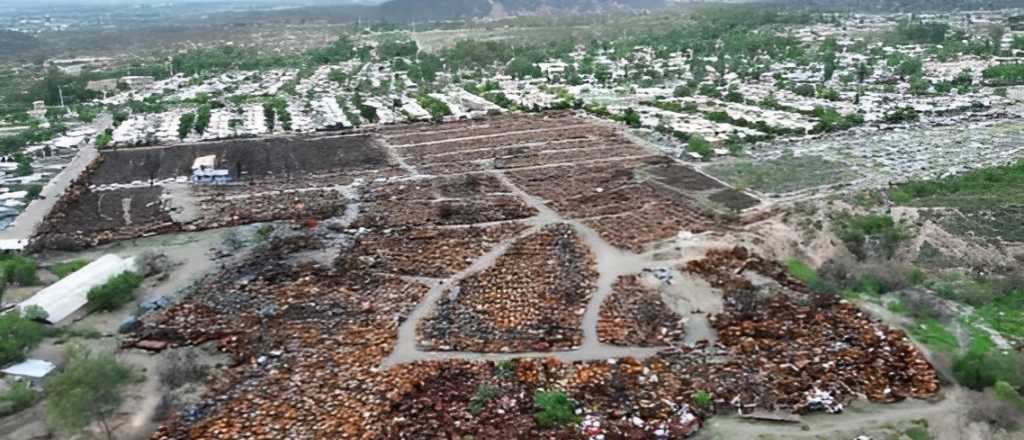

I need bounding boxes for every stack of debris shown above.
[597,275,686,346]
[418,224,598,352]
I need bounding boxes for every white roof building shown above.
[2,359,56,379]
[18,254,137,324]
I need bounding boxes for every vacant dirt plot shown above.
[91,134,388,185]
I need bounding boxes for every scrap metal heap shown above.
[508,161,717,253]
[342,223,529,278]
[109,113,939,439]
[686,247,940,410]
[597,275,687,346]
[418,224,599,352]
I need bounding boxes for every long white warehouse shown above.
[18,254,137,324]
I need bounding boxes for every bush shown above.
[834,214,907,260]
[952,349,1023,391]
[686,135,713,159]
[673,85,693,97]
[793,83,816,97]
[255,224,274,242]
[22,305,48,321]
[94,130,112,148]
[417,94,450,122]
[533,390,577,428]
[0,380,40,416]
[904,426,933,440]
[994,380,1024,410]
[692,390,712,410]
[50,259,88,279]
[0,310,45,366]
[1,255,39,286]
[86,272,143,312]
[467,384,502,416]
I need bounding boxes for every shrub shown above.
[255,224,275,242]
[2,255,39,286]
[533,390,578,428]
[834,214,907,260]
[673,85,693,97]
[94,130,112,149]
[24,184,43,200]
[467,384,502,416]
[692,390,712,410]
[417,94,450,122]
[952,349,1023,391]
[50,259,88,279]
[905,426,933,440]
[686,135,713,159]
[0,310,45,366]
[86,272,143,312]
[994,380,1024,410]
[793,83,816,97]
[0,380,40,416]
[22,305,48,321]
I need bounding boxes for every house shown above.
[86,79,119,95]
[120,76,155,90]
[191,155,231,184]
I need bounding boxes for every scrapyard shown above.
[30,111,936,439]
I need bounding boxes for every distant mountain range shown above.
[375,0,665,22]
[213,0,664,24]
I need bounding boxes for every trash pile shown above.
[191,189,349,230]
[597,275,686,346]
[680,246,940,412]
[356,196,537,228]
[508,160,714,253]
[418,224,598,352]
[341,223,528,278]
[109,114,941,439]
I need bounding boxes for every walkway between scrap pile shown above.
[0,145,98,250]
[381,170,716,367]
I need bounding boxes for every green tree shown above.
[0,310,45,366]
[95,129,112,149]
[687,135,713,159]
[896,58,923,79]
[194,104,211,135]
[177,113,195,140]
[620,107,641,128]
[793,83,816,97]
[263,103,276,132]
[45,345,135,440]
[673,85,693,97]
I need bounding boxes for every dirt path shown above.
[697,387,982,440]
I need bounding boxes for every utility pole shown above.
[58,85,65,109]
